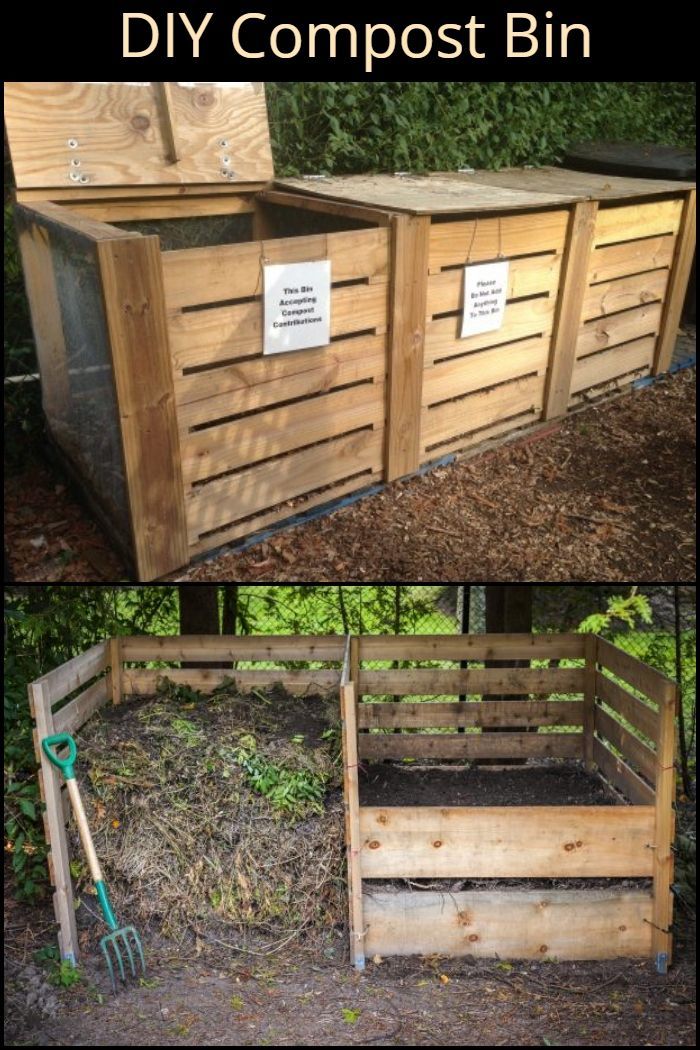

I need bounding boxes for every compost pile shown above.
[72,682,345,952]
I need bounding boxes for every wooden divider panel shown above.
[122,668,340,695]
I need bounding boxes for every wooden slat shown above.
[122,668,339,696]
[592,737,655,805]
[423,336,549,407]
[426,252,562,315]
[52,678,110,735]
[652,683,677,964]
[425,296,556,365]
[357,699,584,729]
[181,381,385,484]
[186,427,383,542]
[363,889,653,960]
[109,637,122,706]
[597,637,677,706]
[97,235,188,580]
[571,336,656,396]
[543,200,598,419]
[17,182,267,204]
[594,706,656,783]
[428,210,569,271]
[358,733,582,763]
[359,667,584,697]
[358,634,586,661]
[422,373,544,450]
[594,198,683,247]
[596,671,658,742]
[34,642,109,708]
[577,302,663,358]
[14,200,129,242]
[385,214,430,481]
[582,268,669,322]
[359,806,653,878]
[167,280,389,373]
[162,227,390,310]
[588,234,676,284]
[654,190,697,374]
[341,681,365,970]
[120,635,345,662]
[582,634,597,769]
[68,194,256,223]
[422,408,540,462]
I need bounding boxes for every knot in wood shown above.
[131,114,151,132]
[368,840,380,850]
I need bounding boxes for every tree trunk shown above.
[179,585,219,668]
[481,585,534,764]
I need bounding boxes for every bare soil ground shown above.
[4,369,695,583]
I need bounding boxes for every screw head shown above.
[78,174,90,184]
[69,172,81,182]
[70,158,81,167]
[67,139,78,149]
[218,138,229,147]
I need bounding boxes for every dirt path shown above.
[4,368,695,583]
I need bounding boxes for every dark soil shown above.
[359,762,618,808]
[4,368,695,583]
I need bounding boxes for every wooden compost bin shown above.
[338,633,678,973]
[31,632,676,973]
[271,170,696,477]
[5,82,391,580]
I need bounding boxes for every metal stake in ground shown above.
[41,733,146,992]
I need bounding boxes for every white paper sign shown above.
[264,260,331,354]
[461,260,509,338]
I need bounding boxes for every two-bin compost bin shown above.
[6,84,696,580]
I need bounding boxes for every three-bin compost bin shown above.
[6,83,696,580]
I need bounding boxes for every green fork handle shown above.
[41,733,119,932]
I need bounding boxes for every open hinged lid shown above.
[4,82,274,196]
[275,166,696,215]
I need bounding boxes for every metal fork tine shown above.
[101,939,117,994]
[120,930,137,978]
[106,933,126,983]
[131,929,146,975]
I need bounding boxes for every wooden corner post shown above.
[653,189,696,375]
[29,680,79,965]
[652,679,677,972]
[340,637,365,970]
[109,637,122,705]
[97,235,188,581]
[543,200,598,420]
[583,633,597,769]
[385,214,430,481]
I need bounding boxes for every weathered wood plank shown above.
[654,190,697,374]
[587,234,676,284]
[596,671,658,743]
[594,706,656,783]
[357,699,584,729]
[428,210,569,271]
[341,681,365,970]
[583,634,597,770]
[358,732,582,763]
[52,678,110,735]
[34,642,110,708]
[363,889,653,960]
[592,737,655,805]
[359,667,585,696]
[359,806,654,878]
[652,684,677,964]
[582,268,669,322]
[594,198,683,246]
[425,296,556,365]
[122,668,339,695]
[120,635,345,662]
[577,302,663,358]
[597,638,676,706]
[357,634,586,661]
[423,336,549,407]
[571,336,656,395]
[426,252,562,316]
[422,373,544,450]
[109,637,122,706]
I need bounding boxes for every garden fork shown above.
[42,733,146,993]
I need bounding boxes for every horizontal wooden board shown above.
[594,199,683,247]
[422,374,544,450]
[428,210,570,270]
[595,706,656,783]
[426,253,561,315]
[168,281,389,373]
[34,642,110,708]
[359,806,654,878]
[423,408,540,461]
[357,699,584,729]
[122,668,339,695]
[358,733,582,763]
[163,228,390,310]
[52,678,109,735]
[423,336,549,407]
[120,635,345,662]
[358,633,586,661]
[363,888,653,960]
[181,381,384,484]
[587,235,676,284]
[577,302,662,358]
[597,638,676,706]
[596,671,658,742]
[425,296,556,365]
[571,337,656,396]
[359,667,585,696]
[582,268,669,322]
[68,194,257,223]
[593,737,655,806]
[186,427,383,541]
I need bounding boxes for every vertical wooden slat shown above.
[653,189,696,374]
[340,680,365,970]
[652,680,677,970]
[583,634,597,770]
[97,235,188,580]
[386,214,430,480]
[543,200,598,419]
[109,637,122,705]
[154,83,182,164]
[29,680,79,964]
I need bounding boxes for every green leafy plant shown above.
[47,960,82,988]
[233,737,328,819]
[577,588,653,635]
[341,1007,361,1024]
[155,676,205,705]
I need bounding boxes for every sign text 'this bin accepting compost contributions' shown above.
[264,260,331,355]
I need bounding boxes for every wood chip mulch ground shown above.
[4,368,695,583]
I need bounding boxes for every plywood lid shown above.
[4,82,274,191]
[275,166,695,215]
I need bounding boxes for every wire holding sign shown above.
[264,260,331,354]
[461,259,510,338]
